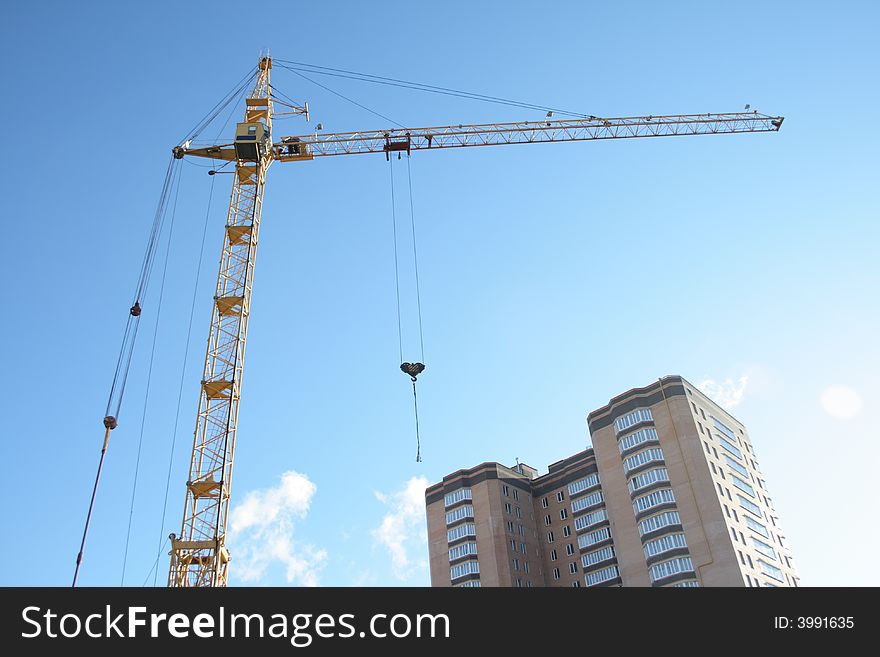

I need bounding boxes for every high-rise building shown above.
[425,375,799,588]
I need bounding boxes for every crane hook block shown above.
[103,415,118,430]
[400,362,425,381]
[130,301,142,317]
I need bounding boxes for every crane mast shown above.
[172,55,784,587]
[168,57,274,587]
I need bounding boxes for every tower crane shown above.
[166,56,784,587]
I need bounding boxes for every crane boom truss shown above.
[182,112,783,163]
[168,58,273,587]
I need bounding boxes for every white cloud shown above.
[372,476,429,581]
[820,385,863,419]
[697,376,749,410]
[228,471,327,586]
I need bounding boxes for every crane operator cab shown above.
[234,121,272,161]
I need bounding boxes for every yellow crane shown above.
[165,56,783,587]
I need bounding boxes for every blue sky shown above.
[1,1,877,587]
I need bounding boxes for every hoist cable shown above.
[104,157,175,423]
[75,155,181,587]
[142,536,170,587]
[388,157,404,363]
[121,163,182,586]
[154,156,218,586]
[405,156,425,363]
[412,381,422,463]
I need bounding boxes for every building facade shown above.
[425,375,799,588]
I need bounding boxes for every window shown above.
[553,568,561,580]
[731,474,755,497]
[581,546,614,568]
[584,565,619,586]
[510,539,517,551]
[758,560,784,582]
[711,462,717,474]
[547,531,555,543]
[568,474,600,496]
[752,538,777,560]
[724,504,730,518]
[731,527,738,543]
[444,488,472,507]
[638,511,681,536]
[712,447,719,459]
[615,408,653,433]
[556,491,565,503]
[448,542,478,561]
[560,508,568,520]
[571,490,604,512]
[447,523,476,543]
[572,581,581,588]
[673,580,700,587]
[643,533,687,558]
[578,527,611,549]
[515,506,522,519]
[725,455,750,478]
[541,497,549,508]
[512,558,520,571]
[618,427,659,453]
[650,557,694,582]
[520,542,527,554]
[700,408,706,420]
[506,521,515,533]
[566,543,575,556]
[622,447,665,474]
[550,549,557,561]
[627,468,669,494]
[502,485,510,497]
[445,505,474,525]
[450,560,480,580]
[632,488,675,515]
[712,416,738,440]
[515,578,522,588]
[504,503,512,514]
[691,402,697,414]
[513,489,519,501]
[457,580,481,588]
[518,525,525,537]
[574,508,608,532]
[698,422,704,434]
[524,561,530,573]
[732,509,739,522]
[563,525,571,538]
[739,550,746,565]
[745,516,769,538]
[544,514,551,526]
[569,562,578,574]
[718,435,743,459]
